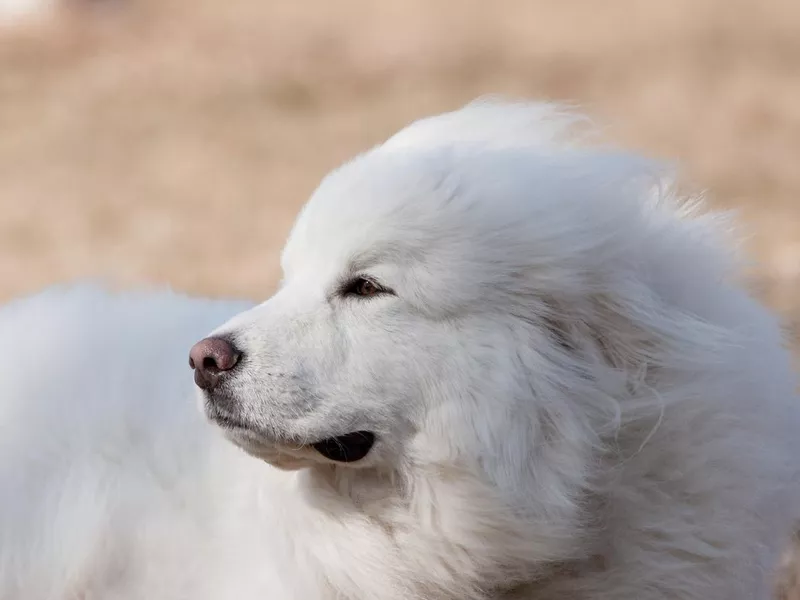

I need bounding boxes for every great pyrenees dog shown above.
[1,100,798,600]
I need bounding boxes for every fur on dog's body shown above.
[0,100,798,599]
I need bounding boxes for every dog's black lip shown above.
[311,431,376,463]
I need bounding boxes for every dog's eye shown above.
[341,277,388,298]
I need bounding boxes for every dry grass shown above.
[0,0,798,596]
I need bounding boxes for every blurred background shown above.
[0,0,798,596]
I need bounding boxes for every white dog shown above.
[0,100,798,600]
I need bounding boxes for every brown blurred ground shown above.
[0,0,798,596]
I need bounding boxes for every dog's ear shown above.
[539,311,579,354]
[539,287,732,410]
[538,293,661,390]
[533,294,666,464]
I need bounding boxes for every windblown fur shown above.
[0,99,798,599]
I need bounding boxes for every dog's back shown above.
[0,285,260,598]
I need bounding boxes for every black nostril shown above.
[203,356,220,372]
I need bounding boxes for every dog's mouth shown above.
[208,407,376,464]
[311,431,376,463]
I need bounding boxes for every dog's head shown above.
[190,99,738,596]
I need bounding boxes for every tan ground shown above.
[0,0,798,596]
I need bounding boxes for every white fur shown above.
[1,99,798,599]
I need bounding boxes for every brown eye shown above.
[342,277,390,298]
[355,279,379,296]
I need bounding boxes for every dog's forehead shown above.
[280,150,459,277]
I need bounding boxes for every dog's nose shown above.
[189,337,241,391]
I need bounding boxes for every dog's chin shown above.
[228,433,315,471]
[203,400,377,468]
[205,415,314,470]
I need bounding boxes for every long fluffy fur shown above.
[0,99,798,599]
